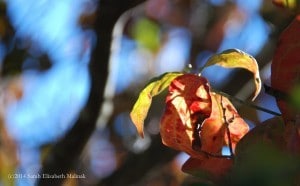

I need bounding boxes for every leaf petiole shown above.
[213,89,282,116]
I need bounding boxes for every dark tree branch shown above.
[38,1,145,185]
[98,135,178,186]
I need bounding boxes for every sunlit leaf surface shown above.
[160,74,212,158]
[130,72,182,138]
[203,49,261,100]
[160,74,249,160]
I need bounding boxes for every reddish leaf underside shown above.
[271,15,300,121]
[160,74,249,160]
[235,117,286,158]
[271,15,300,155]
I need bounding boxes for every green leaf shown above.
[202,49,261,101]
[130,72,183,138]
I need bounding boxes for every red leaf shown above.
[160,74,212,159]
[235,117,286,157]
[215,93,250,151]
[182,156,233,179]
[271,16,300,121]
[285,120,300,154]
[160,74,249,159]
[198,93,249,154]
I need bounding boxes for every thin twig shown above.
[213,89,282,116]
[264,84,287,101]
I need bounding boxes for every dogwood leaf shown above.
[271,16,300,121]
[182,156,233,180]
[130,72,182,138]
[160,74,249,159]
[203,49,261,100]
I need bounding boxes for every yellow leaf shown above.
[130,72,182,138]
[203,49,261,100]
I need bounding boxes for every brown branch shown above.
[38,1,145,185]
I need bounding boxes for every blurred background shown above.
[0,0,295,185]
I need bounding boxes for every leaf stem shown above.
[220,95,234,157]
[213,89,282,116]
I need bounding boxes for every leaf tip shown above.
[251,76,262,101]
[139,132,145,138]
[130,112,145,138]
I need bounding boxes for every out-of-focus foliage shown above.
[0,78,23,186]
[229,143,300,186]
[131,18,161,52]
[271,15,300,122]
[0,0,95,185]
[273,0,300,12]
[0,122,17,186]
[289,84,300,110]
[231,117,300,186]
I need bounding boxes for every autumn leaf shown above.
[213,93,250,151]
[235,117,285,158]
[160,74,212,158]
[285,119,300,154]
[202,49,261,101]
[271,16,300,155]
[130,72,182,138]
[160,74,249,159]
[199,93,249,154]
[271,16,300,121]
[182,156,233,180]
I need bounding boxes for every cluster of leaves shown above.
[130,1,300,184]
[130,49,261,180]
